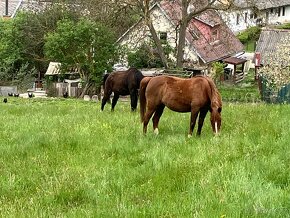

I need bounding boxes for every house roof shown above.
[0,0,21,17]
[0,0,52,18]
[117,1,244,64]
[255,0,290,10]
[234,0,290,10]
[159,0,244,63]
[255,28,290,66]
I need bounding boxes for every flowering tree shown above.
[257,36,290,92]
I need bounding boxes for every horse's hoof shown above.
[154,128,159,135]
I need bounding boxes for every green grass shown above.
[0,98,290,217]
[218,70,261,103]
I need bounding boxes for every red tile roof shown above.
[159,0,244,63]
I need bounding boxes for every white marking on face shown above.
[215,122,218,134]
[154,128,159,135]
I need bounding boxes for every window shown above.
[236,13,240,25]
[282,7,285,16]
[159,32,167,44]
[278,7,281,17]
[245,12,248,23]
[211,29,219,42]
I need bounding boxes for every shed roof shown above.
[223,57,247,65]
[45,62,79,75]
[255,28,290,66]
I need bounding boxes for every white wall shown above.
[221,5,290,33]
[118,5,199,65]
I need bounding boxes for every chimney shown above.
[5,0,9,16]
[3,0,11,19]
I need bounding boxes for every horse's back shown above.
[145,75,212,112]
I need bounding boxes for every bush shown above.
[127,41,173,68]
[237,26,261,43]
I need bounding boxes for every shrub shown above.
[237,26,261,43]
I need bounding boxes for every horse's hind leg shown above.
[197,109,208,136]
[143,107,156,134]
[111,94,119,111]
[130,89,138,111]
[101,92,111,111]
[152,104,165,135]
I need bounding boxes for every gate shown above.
[259,76,290,103]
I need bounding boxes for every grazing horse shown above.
[101,68,144,111]
[139,75,222,136]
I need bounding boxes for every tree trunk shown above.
[147,20,169,69]
[176,0,189,68]
[79,81,92,98]
[176,19,187,68]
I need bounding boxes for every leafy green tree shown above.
[44,18,118,97]
[0,6,81,88]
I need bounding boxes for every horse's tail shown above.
[102,73,110,90]
[139,77,152,122]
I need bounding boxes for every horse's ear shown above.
[218,107,222,113]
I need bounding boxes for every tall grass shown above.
[0,98,289,217]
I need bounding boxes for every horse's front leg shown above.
[111,94,119,111]
[189,109,199,137]
[197,109,208,136]
[130,90,138,111]
[152,104,165,135]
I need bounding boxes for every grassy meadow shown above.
[0,97,290,217]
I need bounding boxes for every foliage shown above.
[237,26,261,44]
[276,22,290,30]
[127,41,173,68]
[0,99,290,216]
[44,18,118,88]
[0,18,24,81]
[257,37,290,93]
[211,61,226,81]
[0,7,82,87]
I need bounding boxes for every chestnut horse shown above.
[101,68,144,111]
[139,75,222,136]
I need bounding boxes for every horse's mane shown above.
[202,76,222,108]
[127,67,144,87]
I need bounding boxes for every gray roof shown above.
[0,0,21,17]
[255,0,290,10]
[0,0,52,18]
[234,0,290,10]
[255,28,290,66]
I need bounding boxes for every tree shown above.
[44,18,118,97]
[114,0,247,68]
[0,5,82,88]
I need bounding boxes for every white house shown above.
[221,0,290,33]
[117,0,244,69]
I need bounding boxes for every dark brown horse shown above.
[139,75,222,136]
[101,68,144,111]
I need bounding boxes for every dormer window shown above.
[160,32,167,44]
[211,29,219,42]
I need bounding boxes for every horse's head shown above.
[209,93,222,134]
